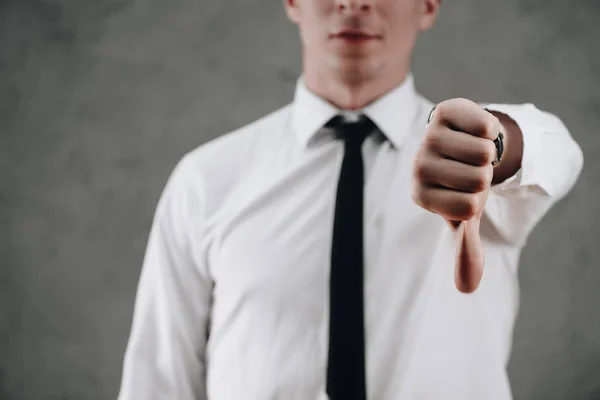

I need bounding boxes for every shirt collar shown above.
[290,72,418,149]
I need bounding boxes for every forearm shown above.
[481,102,584,244]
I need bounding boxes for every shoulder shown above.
[187,103,292,168]
[160,103,293,216]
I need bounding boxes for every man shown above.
[118,0,583,399]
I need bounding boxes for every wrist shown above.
[488,110,524,184]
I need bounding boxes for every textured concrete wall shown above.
[1,0,598,399]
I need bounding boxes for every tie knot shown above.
[327,114,375,147]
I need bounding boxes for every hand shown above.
[411,98,502,294]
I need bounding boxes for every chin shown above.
[332,58,381,83]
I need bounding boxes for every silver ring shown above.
[426,105,436,125]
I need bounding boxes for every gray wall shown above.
[1,0,598,399]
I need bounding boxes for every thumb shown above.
[451,218,485,293]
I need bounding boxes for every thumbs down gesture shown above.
[411,98,515,294]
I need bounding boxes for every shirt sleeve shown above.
[481,103,584,246]
[117,154,212,400]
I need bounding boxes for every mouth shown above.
[331,29,381,44]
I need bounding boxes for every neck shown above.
[302,61,410,110]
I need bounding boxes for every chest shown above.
[200,137,514,399]
[204,140,447,309]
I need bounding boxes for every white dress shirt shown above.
[117,74,583,400]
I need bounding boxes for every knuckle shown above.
[434,100,451,121]
[483,116,499,138]
[456,97,473,107]
[453,97,475,112]
[472,174,487,193]
[423,131,441,152]
[483,140,497,164]
[462,196,479,219]
[411,183,429,209]
[412,156,429,182]
[472,139,496,165]
[472,166,493,191]
[410,184,422,206]
[485,165,494,185]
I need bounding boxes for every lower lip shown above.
[335,35,377,45]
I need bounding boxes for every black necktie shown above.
[326,114,375,400]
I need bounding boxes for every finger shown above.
[425,126,498,166]
[431,98,499,141]
[411,185,481,221]
[454,219,484,294]
[413,156,493,193]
